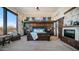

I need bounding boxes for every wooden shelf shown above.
[24,21,53,23]
[63,36,75,40]
[63,25,79,28]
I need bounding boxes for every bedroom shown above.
[0,7,79,51]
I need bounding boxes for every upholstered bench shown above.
[0,35,11,46]
[10,33,21,41]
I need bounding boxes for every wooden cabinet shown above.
[61,36,79,50]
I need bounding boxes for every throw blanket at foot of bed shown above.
[31,32,38,40]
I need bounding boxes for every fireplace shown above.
[64,29,75,39]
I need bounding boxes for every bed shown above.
[27,27,50,41]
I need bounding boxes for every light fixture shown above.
[36,7,40,11]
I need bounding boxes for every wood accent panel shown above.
[63,25,79,27]
[28,21,53,28]
[58,17,64,38]
[61,36,79,50]
[64,7,76,14]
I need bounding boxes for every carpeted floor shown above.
[0,36,78,51]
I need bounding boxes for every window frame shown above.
[1,7,18,35]
[0,7,4,35]
[7,8,18,34]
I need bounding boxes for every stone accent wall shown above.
[64,8,79,26]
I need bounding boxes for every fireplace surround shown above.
[63,27,79,41]
[64,29,75,39]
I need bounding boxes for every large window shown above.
[0,7,3,35]
[7,11,17,34]
[0,7,18,35]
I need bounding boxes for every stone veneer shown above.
[64,8,79,26]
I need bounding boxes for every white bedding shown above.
[31,32,38,40]
[33,28,46,33]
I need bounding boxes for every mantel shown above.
[63,25,79,28]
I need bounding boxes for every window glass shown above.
[7,11,17,34]
[0,7,3,35]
